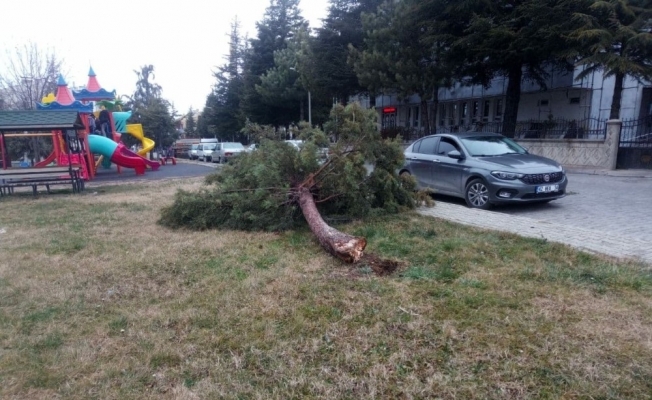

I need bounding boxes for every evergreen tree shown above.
[418,0,579,136]
[160,103,426,265]
[201,18,247,141]
[568,0,652,119]
[185,108,197,138]
[352,0,453,135]
[127,65,177,150]
[313,0,384,105]
[242,0,307,126]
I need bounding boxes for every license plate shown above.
[536,184,559,194]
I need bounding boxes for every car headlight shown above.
[491,171,525,180]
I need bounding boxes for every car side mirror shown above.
[448,150,465,160]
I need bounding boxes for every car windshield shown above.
[460,136,527,157]
[191,145,199,150]
[223,143,244,149]
[205,144,216,150]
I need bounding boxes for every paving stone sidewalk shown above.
[418,202,652,266]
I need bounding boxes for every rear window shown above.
[223,143,244,149]
[191,144,199,150]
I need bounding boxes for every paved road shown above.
[87,159,217,185]
[419,170,652,265]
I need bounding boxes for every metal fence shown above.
[392,118,608,141]
[513,118,607,140]
[617,117,652,169]
[619,116,652,146]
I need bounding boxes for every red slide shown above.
[109,143,160,175]
[35,151,57,167]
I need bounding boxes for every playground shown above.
[0,68,181,196]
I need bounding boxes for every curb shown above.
[565,167,652,178]
[417,202,652,266]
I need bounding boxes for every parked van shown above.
[188,144,200,160]
[198,143,217,162]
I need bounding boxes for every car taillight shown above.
[225,152,233,156]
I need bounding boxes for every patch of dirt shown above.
[355,253,405,276]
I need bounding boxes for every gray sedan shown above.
[400,132,567,209]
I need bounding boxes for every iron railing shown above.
[391,118,608,142]
[620,117,652,147]
[514,118,607,140]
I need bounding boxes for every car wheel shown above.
[207,156,212,162]
[465,178,492,209]
[220,157,225,164]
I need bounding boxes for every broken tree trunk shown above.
[298,186,367,263]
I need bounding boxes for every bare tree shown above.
[0,42,64,111]
[0,42,64,163]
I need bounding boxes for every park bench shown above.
[0,166,84,197]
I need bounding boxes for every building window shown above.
[495,99,503,121]
[472,101,479,120]
[483,101,491,121]
[538,99,549,107]
[449,103,457,126]
[460,102,468,123]
[406,107,412,127]
[414,106,420,127]
[439,103,446,126]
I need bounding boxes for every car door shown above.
[431,137,466,195]
[405,137,439,189]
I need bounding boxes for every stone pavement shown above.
[417,201,652,267]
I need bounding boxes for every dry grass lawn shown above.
[0,177,651,399]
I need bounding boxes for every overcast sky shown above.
[0,0,330,113]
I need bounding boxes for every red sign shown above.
[382,107,396,113]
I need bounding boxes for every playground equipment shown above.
[88,134,160,175]
[31,68,171,178]
[111,111,155,157]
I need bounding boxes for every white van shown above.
[198,143,217,162]
[188,144,200,160]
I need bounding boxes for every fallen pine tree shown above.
[158,103,432,273]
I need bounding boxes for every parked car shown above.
[197,143,217,162]
[212,142,246,164]
[400,132,568,209]
[284,140,304,150]
[246,144,258,152]
[188,144,200,160]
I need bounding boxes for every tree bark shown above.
[420,99,430,137]
[610,71,624,120]
[502,66,523,138]
[298,186,367,263]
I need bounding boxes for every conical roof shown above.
[55,74,75,106]
[73,66,116,101]
[86,66,102,92]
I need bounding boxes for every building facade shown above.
[374,67,652,135]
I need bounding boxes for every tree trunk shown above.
[298,186,367,263]
[502,67,523,138]
[431,86,439,135]
[299,98,305,122]
[420,99,430,138]
[610,71,624,120]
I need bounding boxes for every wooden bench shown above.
[0,166,84,197]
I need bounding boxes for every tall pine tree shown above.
[242,0,307,126]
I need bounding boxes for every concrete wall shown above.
[515,120,621,169]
